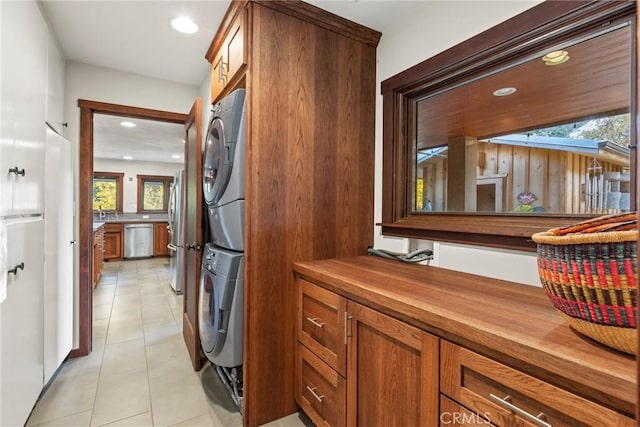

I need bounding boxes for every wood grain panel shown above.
[441,340,635,426]
[242,3,377,425]
[293,257,636,417]
[182,98,202,371]
[298,280,347,376]
[346,301,439,427]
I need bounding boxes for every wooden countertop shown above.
[293,255,637,416]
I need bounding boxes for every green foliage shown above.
[571,114,630,148]
[93,179,117,210]
[143,181,165,211]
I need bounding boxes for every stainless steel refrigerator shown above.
[168,169,185,294]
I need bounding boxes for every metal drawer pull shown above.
[306,317,325,328]
[489,394,552,427]
[8,262,25,276]
[8,166,25,176]
[306,386,324,403]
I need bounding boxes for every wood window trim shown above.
[380,0,637,252]
[136,174,173,213]
[93,171,124,213]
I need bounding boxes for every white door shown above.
[43,125,74,383]
[0,219,45,427]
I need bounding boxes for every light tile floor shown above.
[26,258,311,427]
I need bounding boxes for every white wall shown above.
[64,62,198,347]
[94,158,183,213]
[373,0,544,285]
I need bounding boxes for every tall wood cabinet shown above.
[198,2,381,425]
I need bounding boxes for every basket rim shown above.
[532,229,638,245]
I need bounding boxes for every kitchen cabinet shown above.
[293,257,636,427]
[93,225,104,288]
[209,8,245,103]
[440,340,634,427]
[153,222,170,257]
[200,3,381,425]
[0,0,47,218]
[103,223,123,260]
[1,219,45,427]
[296,279,439,427]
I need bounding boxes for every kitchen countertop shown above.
[93,222,104,232]
[293,255,636,416]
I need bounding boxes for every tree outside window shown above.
[93,172,124,212]
[137,175,173,213]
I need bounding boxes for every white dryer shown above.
[203,88,246,251]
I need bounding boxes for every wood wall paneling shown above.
[242,2,377,425]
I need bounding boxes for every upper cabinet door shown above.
[210,8,246,103]
[0,1,47,217]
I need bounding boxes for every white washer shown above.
[203,89,246,251]
[198,244,244,368]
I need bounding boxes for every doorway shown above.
[74,100,187,357]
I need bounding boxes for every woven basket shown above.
[531,229,638,354]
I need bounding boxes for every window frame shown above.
[93,171,124,213]
[137,174,173,214]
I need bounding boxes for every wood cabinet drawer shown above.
[296,344,346,427]
[103,223,123,233]
[297,279,346,376]
[440,340,634,427]
[440,395,495,427]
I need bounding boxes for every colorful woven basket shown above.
[531,229,638,354]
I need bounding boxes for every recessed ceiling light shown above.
[120,121,136,128]
[171,17,198,34]
[493,87,517,97]
[171,154,181,159]
[123,156,133,160]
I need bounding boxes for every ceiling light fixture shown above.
[493,87,517,97]
[123,156,133,160]
[120,121,136,128]
[171,154,181,159]
[542,50,569,66]
[171,17,198,34]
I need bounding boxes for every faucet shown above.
[99,205,106,220]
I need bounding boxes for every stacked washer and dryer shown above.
[199,89,246,412]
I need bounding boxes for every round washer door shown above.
[202,116,231,206]
[198,268,221,355]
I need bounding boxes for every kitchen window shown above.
[93,172,123,212]
[137,175,173,213]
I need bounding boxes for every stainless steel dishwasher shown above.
[124,223,154,258]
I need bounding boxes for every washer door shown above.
[203,116,232,206]
[198,268,223,355]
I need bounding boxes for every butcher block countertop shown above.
[293,255,637,416]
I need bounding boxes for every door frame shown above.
[72,100,187,357]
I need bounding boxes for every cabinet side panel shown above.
[245,3,376,426]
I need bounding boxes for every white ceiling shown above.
[39,0,415,163]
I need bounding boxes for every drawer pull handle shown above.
[8,166,25,176]
[8,262,25,276]
[489,394,552,427]
[306,386,325,403]
[306,317,325,328]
